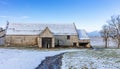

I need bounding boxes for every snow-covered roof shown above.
[77,29,90,40]
[6,23,78,35]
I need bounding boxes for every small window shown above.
[67,35,70,40]
[73,43,77,46]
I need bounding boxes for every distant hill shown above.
[88,31,100,37]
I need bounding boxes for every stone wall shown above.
[39,27,55,48]
[54,35,79,46]
[5,35,38,46]
[5,34,86,47]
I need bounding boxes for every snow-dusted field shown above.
[90,36,118,48]
[0,48,79,69]
[62,49,120,69]
[1,47,120,69]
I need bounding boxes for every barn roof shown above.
[77,29,90,39]
[6,23,78,35]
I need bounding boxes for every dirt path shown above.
[35,53,64,69]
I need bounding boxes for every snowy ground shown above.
[62,49,120,69]
[0,48,79,69]
[1,48,120,69]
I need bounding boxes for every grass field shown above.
[0,45,120,69]
[62,49,120,69]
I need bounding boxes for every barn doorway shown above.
[79,43,88,48]
[42,38,52,48]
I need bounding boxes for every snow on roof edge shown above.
[77,29,90,40]
[6,23,78,35]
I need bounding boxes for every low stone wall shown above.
[35,53,64,69]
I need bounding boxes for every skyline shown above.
[0,0,120,32]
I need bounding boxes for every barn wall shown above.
[5,35,38,46]
[54,35,79,46]
[5,35,81,47]
[40,27,53,38]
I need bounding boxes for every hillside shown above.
[88,31,100,37]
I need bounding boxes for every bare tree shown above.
[100,25,110,48]
[108,15,120,48]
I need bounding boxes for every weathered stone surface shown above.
[5,35,38,46]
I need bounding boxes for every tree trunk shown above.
[118,43,119,48]
[118,40,120,48]
[105,39,107,48]
[117,37,120,48]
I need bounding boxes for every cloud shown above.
[20,16,30,19]
[0,16,9,18]
[0,15,31,22]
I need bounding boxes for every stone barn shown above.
[5,23,90,48]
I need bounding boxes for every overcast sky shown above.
[0,0,120,32]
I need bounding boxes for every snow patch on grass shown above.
[62,49,120,69]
